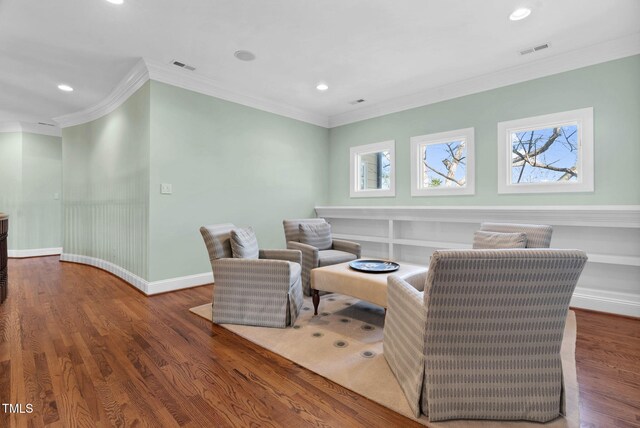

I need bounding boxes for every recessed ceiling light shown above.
[316,83,329,91]
[234,50,256,61]
[105,0,124,4]
[510,7,531,21]
[57,84,74,92]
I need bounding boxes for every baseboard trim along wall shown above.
[146,272,214,295]
[8,247,63,258]
[59,253,213,295]
[316,205,640,318]
[571,288,640,318]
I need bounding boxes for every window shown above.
[350,140,395,197]
[497,108,594,193]
[410,128,475,196]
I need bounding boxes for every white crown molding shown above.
[328,33,640,127]
[51,57,329,129]
[53,59,150,128]
[59,253,212,295]
[8,247,62,258]
[0,122,22,133]
[48,33,639,130]
[20,122,62,137]
[0,122,61,137]
[143,59,329,128]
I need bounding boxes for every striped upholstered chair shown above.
[200,224,304,328]
[474,222,553,248]
[384,248,587,422]
[283,218,361,296]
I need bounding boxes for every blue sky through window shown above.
[422,141,466,187]
[379,151,391,188]
[511,125,578,184]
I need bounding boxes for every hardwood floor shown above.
[1,257,638,427]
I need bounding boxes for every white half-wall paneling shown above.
[316,205,640,317]
[360,242,390,261]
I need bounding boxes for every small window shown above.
[497,108,594,194]
[350,140,395,197]
[410,128,475,196]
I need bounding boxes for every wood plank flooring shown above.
[1,256,639,427]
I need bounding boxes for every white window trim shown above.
[349,140,396,198]
[410,128,475,196]
[497,107,594,194]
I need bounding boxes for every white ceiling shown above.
[1,0,639,128]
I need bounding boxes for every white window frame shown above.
[497,107,594,194]
[410,128,475,196]
[349,140,395,198]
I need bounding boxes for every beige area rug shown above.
[190,295,579,427]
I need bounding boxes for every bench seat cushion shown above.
[318,250,357,267]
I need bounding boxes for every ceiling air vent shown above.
[349,99,366,105]
[520,43,550,56]
[171,60,196,71]
[37,122,55,127]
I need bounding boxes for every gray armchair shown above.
[283,218,361,296]
[200,223,304,328]
[384,248,587,422]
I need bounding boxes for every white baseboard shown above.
[60,253,148,292]
[147,272,213,295]
[8,247,63,258]
[571,287,640,318]
[59,253,213,295]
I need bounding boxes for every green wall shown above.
[62,82,151,279]
[328,55,640,206]
[148,81,329,281]
[60,80,329,282]
[0,131,62,251]
[21,132,62,249]
[0,132,23,250]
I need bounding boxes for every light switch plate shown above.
[160,183,172,194]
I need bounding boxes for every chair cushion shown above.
[299,223,332,250]
[479,223,552,248]
[230,227,259,259]
[283,218,327,243]
[318,249,358,267]
[288,262,302,286]
[472,231,527,249]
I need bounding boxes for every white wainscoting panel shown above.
[316,205,640,317]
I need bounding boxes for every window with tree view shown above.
[511,125,578,184]
[410,128,475,196]
[498,108,593,194]
[421,141,466,188]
